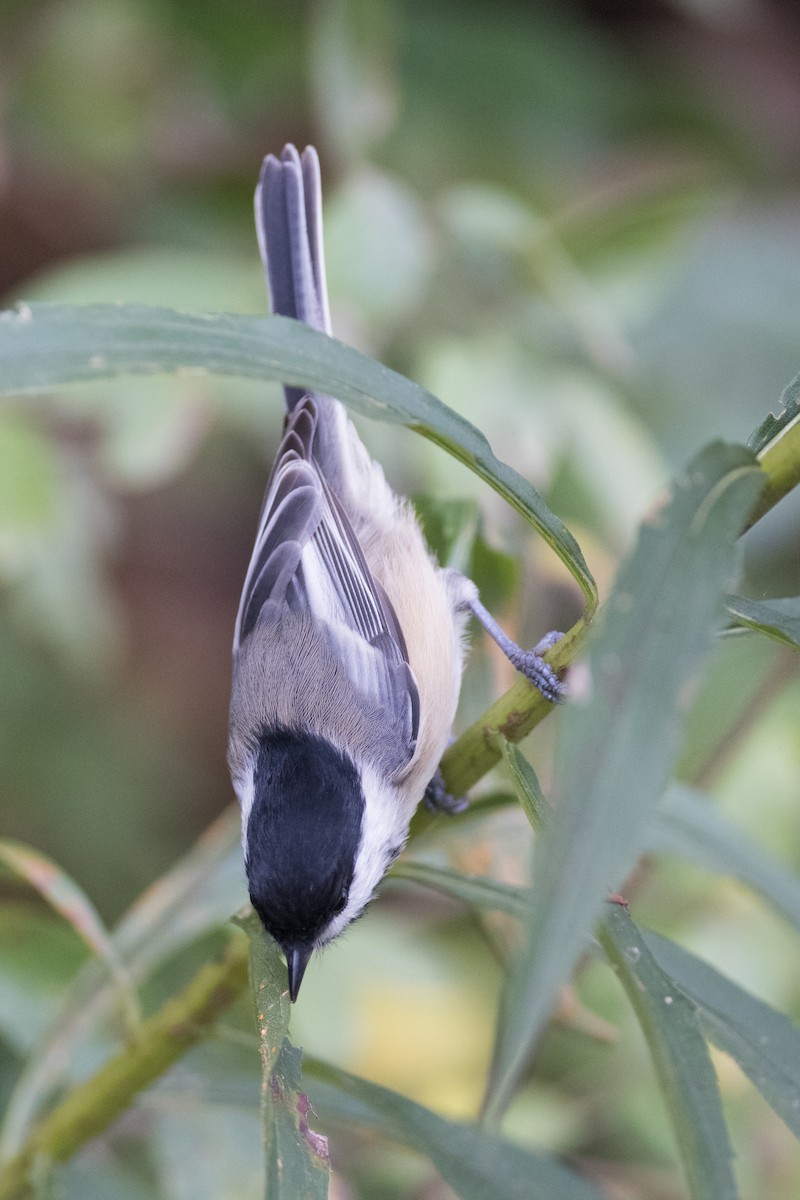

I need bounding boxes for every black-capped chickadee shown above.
[228,145,564,1000]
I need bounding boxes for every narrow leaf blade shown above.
[0,302,595,603]
[0,839,139,1037]
[496,740,550,831]
[306,1060,603,1200]
[724,594,800,648]
[391,860,529,919]
[487,443,764,1116]
[646,931,800,1137]
[600,907,738,1200]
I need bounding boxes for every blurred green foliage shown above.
[1,0,800,1197]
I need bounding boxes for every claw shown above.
[424,769,468,814]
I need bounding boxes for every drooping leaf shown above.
[390,860,529,920]
[486,442,764,1118]
[0,302,595,605]
[646,931,800,1138]
[305,1059,603,1200]
[599,907,738,1200]
[724,594,800,649]
[0,808,243,1157]
[0,840,140,1037]
[496,740,550,832]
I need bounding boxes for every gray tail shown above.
[256,144,332,411]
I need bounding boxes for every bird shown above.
[228,144,564,1001]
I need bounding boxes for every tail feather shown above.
[256,145,332,410]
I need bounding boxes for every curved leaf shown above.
[0,840,139,1038]
[0,302,595,605]
[600,907,738,1200]
[645,930,800,1138]
[724,594,800,649]
[485,442,764,1119]
[391,860,529,919]
[0,807,242,1158]
[305,1059,602,1200]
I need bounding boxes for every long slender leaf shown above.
[390,860,529,919]
[496,740,550,832]
[645,931,800,1137]
[0,807,243,1157]
[239,910,291,1084]
[724,594,800,648]
[239,914,329,1199]
[305,1059,602,1200]
[599,907,738,1200]
[0,840,140,1037]
[0,302,595,604]
[486,442,764,1118]
[650,785,800,931]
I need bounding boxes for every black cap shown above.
[246,727,364,999]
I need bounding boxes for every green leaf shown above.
[496,740,550,832]
[0,809,243,1158]
[0,907,87,1054]
[263,1041,330,1200]
[650,785,800,931]
[305,1059,603,1200]
[0,302,595,605]
[486,442,764,1118]
[645,931,800,1138]
[724,594,800,649]
[391,860,529,919]
[238,915,328,1198]
[238,911,291,1086]
[0,840,140,1037]
[599,907,738,1200]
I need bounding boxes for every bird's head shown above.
[244,727,366,1000]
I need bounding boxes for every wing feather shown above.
[234,397,419,755]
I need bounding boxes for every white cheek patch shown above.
[322,762,413,944]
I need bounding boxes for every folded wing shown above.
[234,397,420,760]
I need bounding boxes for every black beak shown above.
[286,944,313,1002]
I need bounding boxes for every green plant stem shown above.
[0,932,250,1200]
[746,409,800,527]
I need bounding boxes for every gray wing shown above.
[234,397,419,755]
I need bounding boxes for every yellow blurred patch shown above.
[351,982,490,1118]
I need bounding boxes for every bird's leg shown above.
[424,768,468,814]
[463,588,566,704]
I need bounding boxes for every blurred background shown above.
[1,1,800,1196]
